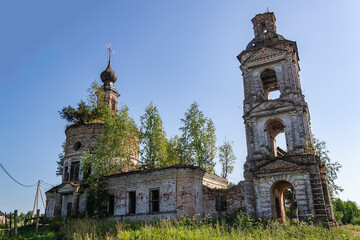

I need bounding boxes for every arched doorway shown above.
[270,181,298,222]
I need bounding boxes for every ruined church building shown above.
[45,12,336,226]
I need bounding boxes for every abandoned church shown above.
[45,12,336,226]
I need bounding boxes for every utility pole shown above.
[35,209,40,234]
[32,180,46,222]
[14,210,17,237]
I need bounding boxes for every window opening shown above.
[111,99,116,111]
[269,90,280,99]
[216,196,227,212]
[276,132,287,156]
[108,195,115,216]
[128,191,136,214]
[64,166,69,182]
[261,22,267,33]
[74,141,81,151]
[260,69,280,100]
[265,119,287,157]
[70,161,80,181]
[149,189,160,212]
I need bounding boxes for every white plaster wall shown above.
[61,194,73,217]
[106,169,178,217]
[255,112,293,152]
[253,171,313,219]
[79,193,87,213]
[45,197,55,218]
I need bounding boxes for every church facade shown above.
[45,12,336,226]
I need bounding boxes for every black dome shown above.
[100,62,117,83]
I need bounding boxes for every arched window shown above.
[271,181,298,222]
[261,22,267,33]
[111,99,116,111]
[260,69,280,100]
[265,119,287,157]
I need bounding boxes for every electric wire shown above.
[0,163,37,187]
[40,180,55,187]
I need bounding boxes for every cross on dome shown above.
[101,43,117,84]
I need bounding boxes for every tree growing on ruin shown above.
[179,102,217,172]
[56,142,66,176]
[59,81,106,125]
[139,102,168,169]
[59,81,138,218]
[82,104,138,217]
[313,137,343,196]
[218,139,236,178]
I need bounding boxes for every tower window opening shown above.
[265,119,287,157]
[63,166,69,182]
[276,132,287,155]
[70,161,80,182]
[261,69,280,100]
[74,141,81,151]
[111,99,116,111]
[261,22,267,33]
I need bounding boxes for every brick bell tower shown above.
[237,12,336,226]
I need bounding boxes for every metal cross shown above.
[106,43,115,62]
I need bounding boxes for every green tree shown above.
[332,198,360,225]
[56,142,66,176]
[179,102,217,172]
[218,139,236,178]
[139,102,168,169]
[313,137,343,196]
[166,135,181,166]
[59,81,105,125]
[82,105,138,217]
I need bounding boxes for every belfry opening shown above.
[261,69,280,100]
[264,119,287,157]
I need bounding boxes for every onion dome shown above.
[100,61,117,84]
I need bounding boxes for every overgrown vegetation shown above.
[333,198,360,225]
[218,139,236,178]
[81,104,138,218]
[57,82,223,218]
[139,102,168,169]
[56,142,66,176]
[313,136,343,196]
[3,213,360,239]
[178,102,217,172]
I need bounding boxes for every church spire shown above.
[99,43,120,112]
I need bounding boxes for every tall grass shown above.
[60,214,360,240]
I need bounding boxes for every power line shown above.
[40,180,55,187]
[0,163,37,187]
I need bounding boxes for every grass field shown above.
[1,214,360,239]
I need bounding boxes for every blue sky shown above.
[0,0,359,214]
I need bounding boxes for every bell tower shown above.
[238,12,336,226]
